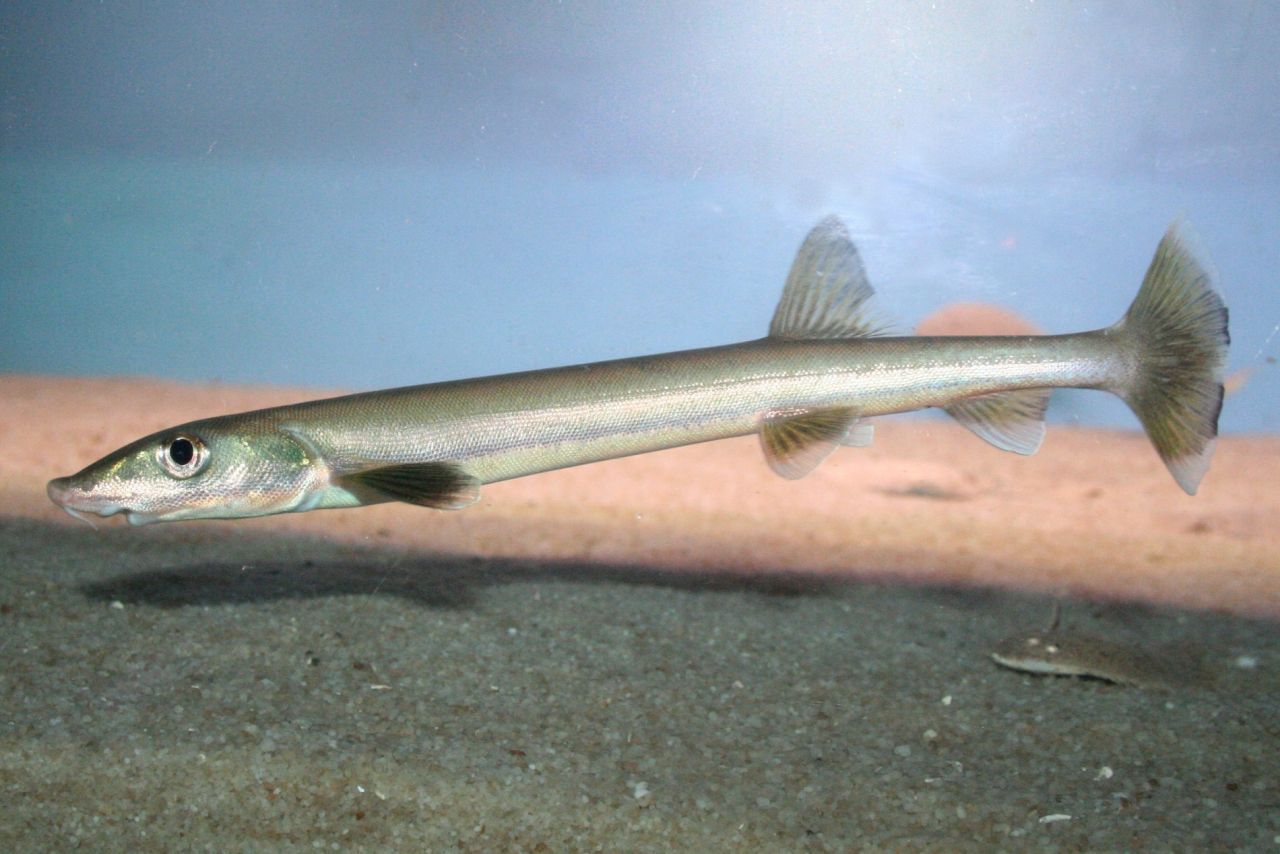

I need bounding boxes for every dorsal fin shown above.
[769,216,887,340]
[760,406,865,479]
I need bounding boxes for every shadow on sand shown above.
[0,515,850,610]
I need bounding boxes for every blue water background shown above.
[2,4,1276,433]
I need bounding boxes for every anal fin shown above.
[339,462,482,510]
[944,388,1051,455]
[761,407,866,479]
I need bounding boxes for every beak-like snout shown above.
[47,476,121,526]
[46,477,72,505]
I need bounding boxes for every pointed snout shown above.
[47,475,102,526]
[46,474,126,523]
[46,476,73,508]
[46,474,96,515]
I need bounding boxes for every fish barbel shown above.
[48,217,1228,525]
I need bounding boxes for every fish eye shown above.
[157,435,209,478]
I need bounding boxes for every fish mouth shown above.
[46,478,157,527]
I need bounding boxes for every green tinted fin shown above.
[769,216,889,340]
[944,388,1051,455]
[760,407,865,479]
[340,462,481,510]
[1113,222,1228,495]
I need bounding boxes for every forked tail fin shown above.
[1115,223,1229,494]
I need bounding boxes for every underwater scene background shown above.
[2,3,1277,850]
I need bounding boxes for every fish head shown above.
[47,417,324,525]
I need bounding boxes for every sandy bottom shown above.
[2,374,1277,850]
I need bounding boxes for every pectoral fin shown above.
[760,407,866,479]
[944,389,1051,455]
[339,462,482,510]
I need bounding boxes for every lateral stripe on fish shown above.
[47,217,1229,525]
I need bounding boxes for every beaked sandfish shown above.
[48,217,1228,525]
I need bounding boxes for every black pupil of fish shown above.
[169,438,195,466]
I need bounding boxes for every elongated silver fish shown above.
[48,217,1228,525]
